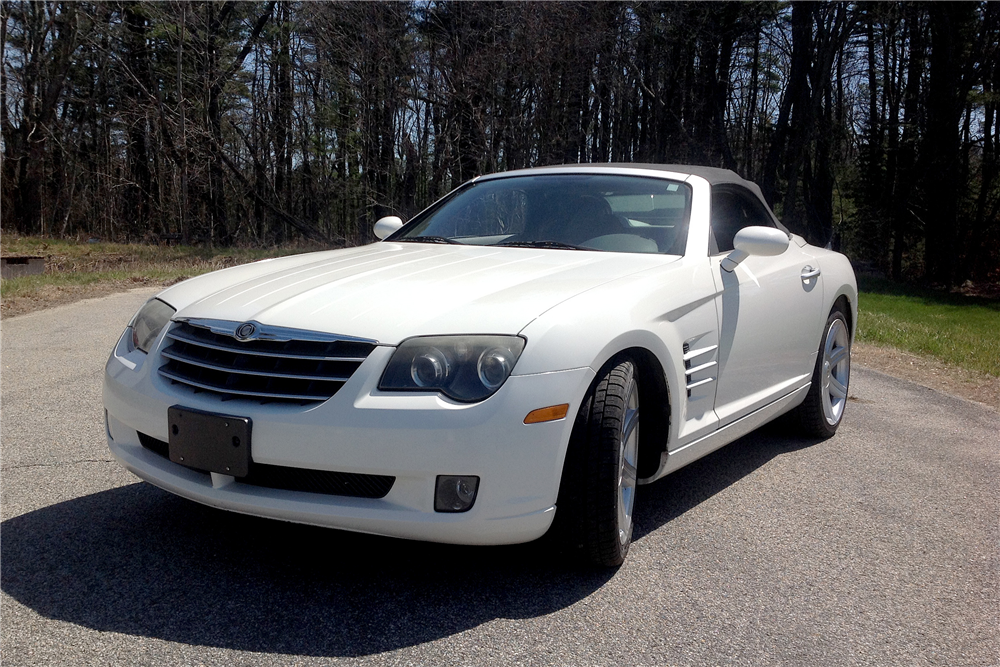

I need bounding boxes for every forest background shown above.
[2,1,998,288]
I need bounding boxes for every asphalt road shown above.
[2,288,997,667]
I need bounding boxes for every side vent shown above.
[683,342,719,398]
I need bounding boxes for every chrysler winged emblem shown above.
[234,322,257,341]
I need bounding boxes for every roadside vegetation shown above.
[0,236,323,317]
[857,276,1000,377]
[4,4,998,290]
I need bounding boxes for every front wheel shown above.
[794,308,851,437]
[558,359,640,567]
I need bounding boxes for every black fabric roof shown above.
[520,162,788,233]
[531,162,757,187]
[521,162,787,232]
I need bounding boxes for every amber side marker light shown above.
[523,404,570,424]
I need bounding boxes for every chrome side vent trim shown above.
[683,344,718,364]
[686,377,715,392]
[685,360,717,376]
[683,343,719,398]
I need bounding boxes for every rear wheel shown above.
[794,308,851,437]
[559,359,640,567]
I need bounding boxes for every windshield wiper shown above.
[401,235,462,245]
[498,240,588,250]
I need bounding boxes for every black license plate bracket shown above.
[168,405,251,477]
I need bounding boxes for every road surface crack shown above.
[1,458,115,471]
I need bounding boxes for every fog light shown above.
[435,475,480,512]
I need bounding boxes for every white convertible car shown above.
[104,164,856,566]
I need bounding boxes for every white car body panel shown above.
[103,164,858,548]
[105,328,596,544]
[710,243,823,425]
[517,255,723,446]
[159,244,676,345]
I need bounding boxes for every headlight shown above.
[379,335,526,402]
[127,298,176,353]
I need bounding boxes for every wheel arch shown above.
[551,346,671,558]
[561,346,671,489]
[816,250,858,341]
[618,347,671,479]
[833,293,853,334]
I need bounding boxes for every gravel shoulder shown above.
[853,342,1000,412]
[1,277,172,318]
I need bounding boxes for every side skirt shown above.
[638,383,810,485]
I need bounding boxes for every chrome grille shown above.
[158,319,377,403]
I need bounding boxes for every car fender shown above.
[814,250,859,340]
[515,257,720,445]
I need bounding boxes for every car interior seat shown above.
[565,195,627,245]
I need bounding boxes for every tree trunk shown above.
[922,3,977,286]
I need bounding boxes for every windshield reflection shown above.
[394,174,691,255]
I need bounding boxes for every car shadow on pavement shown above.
[1,424,822,657]
[632,421,824,542]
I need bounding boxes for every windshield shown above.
[393,174,691,255]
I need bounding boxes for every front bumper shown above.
[103,335,595,545]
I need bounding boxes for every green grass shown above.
[857,276,1000,377]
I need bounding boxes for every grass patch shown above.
[2,236,322,275]
[1,236,329,316]
[858,275,1000,377]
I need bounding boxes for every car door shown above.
[708,187,824,426]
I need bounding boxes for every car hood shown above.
[161,242,676,344]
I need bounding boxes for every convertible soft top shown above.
[485,162,788,233]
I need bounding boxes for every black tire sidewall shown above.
[798,309,850,438]
[580,358,637,566]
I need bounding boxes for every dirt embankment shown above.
[853,343,999,412]
[1,277,169,318]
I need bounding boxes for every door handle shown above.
[801,266,821,280]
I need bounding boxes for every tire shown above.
[794,308,852,438]
[558,359,640,567]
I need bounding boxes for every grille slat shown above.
[138,432,394,499]
[158,367,336,402]
[244,463,395,498]
[161,348,352,382]
[159,320,376,403]
[166,328,369,362]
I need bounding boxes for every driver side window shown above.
[710,188,774,253]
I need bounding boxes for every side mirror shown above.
[721,226,790,272]
[374,216,404,240]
